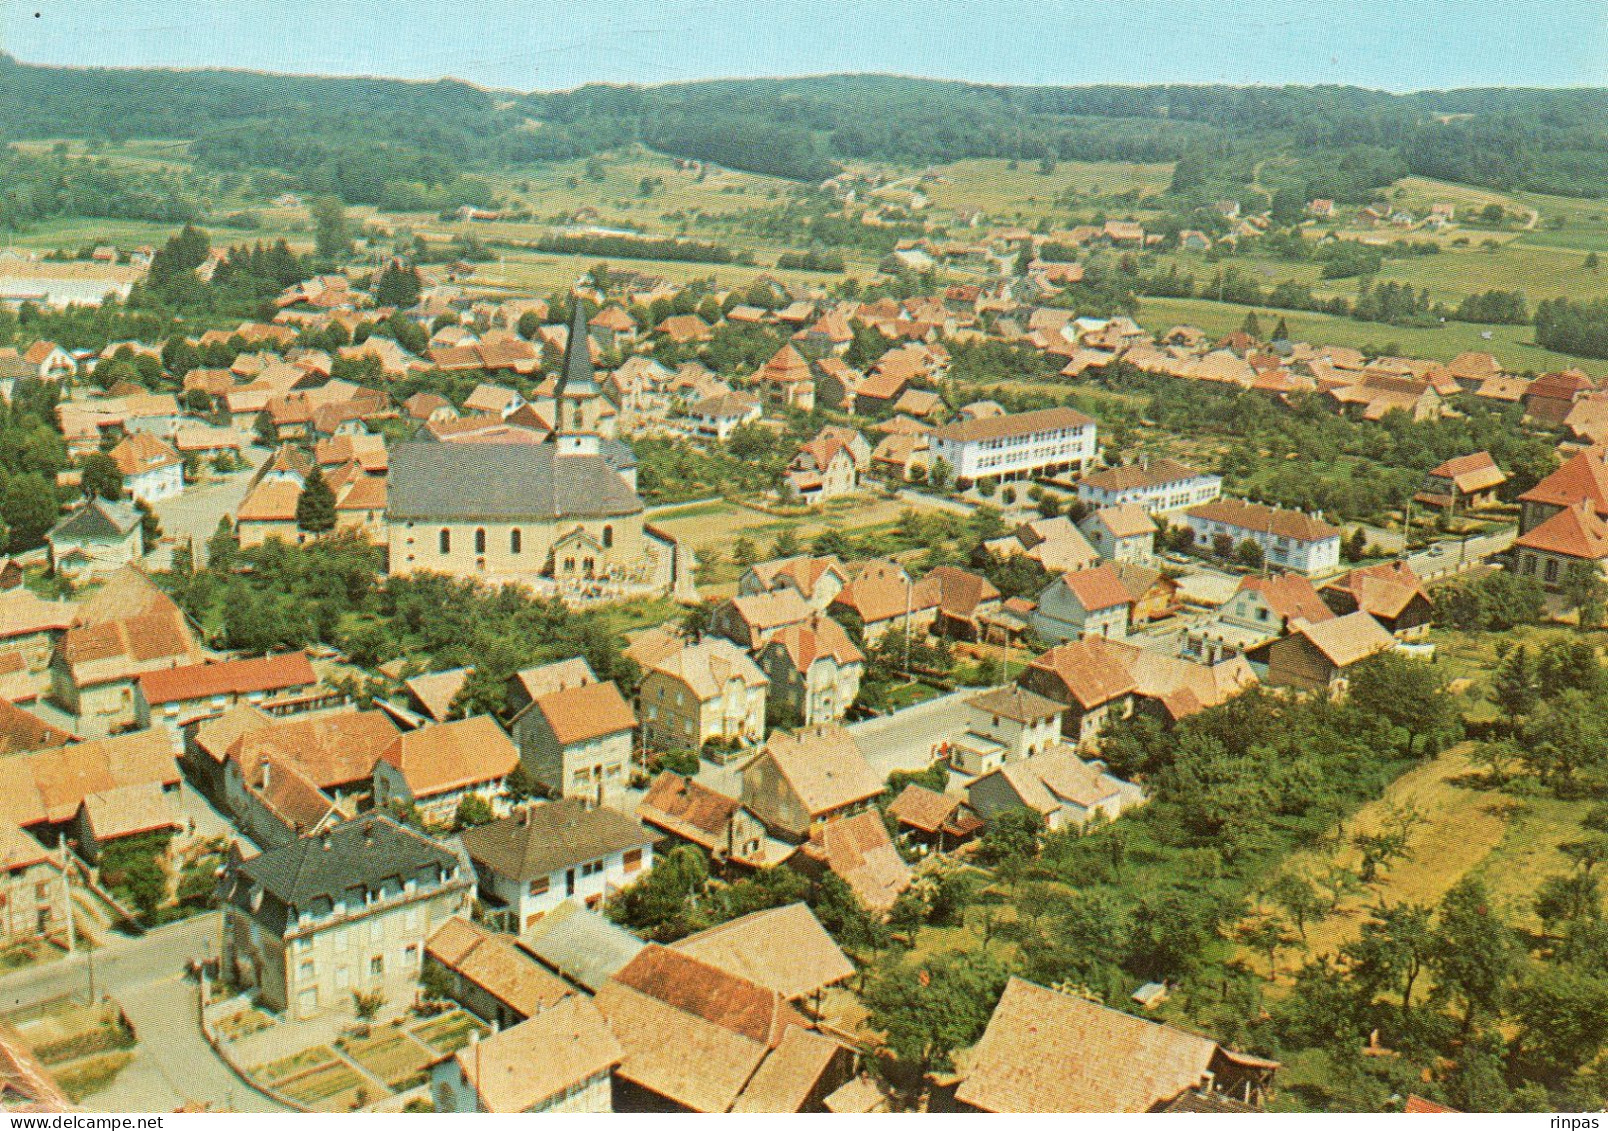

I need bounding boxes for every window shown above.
[439,528,451,554]
[403,944,419,968]
[370,955,384,978]
[1545,558,1560,583]
[510,528,521,554]
[581,860,604,877]
[529,876,550,897]
[474,528,486,554]
[299,959,315,980]
[602,525,614,549]
[624,849,643,874]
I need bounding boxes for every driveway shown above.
[146,445,271,569]
[0,913,289,1113]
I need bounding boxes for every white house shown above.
[1185,499,1343,577]
[1076,458,1221,514]
[1031,565,1132,643]
[966,745,1146,832]
[927,407,1096,487]
[108,432,184,503]
[459,801,655,932]
[687,391,761,441]
[948,685,1064,776]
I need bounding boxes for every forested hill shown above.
[4,53,1608,204]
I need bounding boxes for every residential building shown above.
[828,559,940,643]
[1413,451,1507,512]
[44,500,143,580]
[1031,565,1132,643]
[795,809,913,915]
[1079,504,1156,565]
[0,823,67,944]
[1263,611,1395,696]
[518,900,646,994]
[429,994,621,1113]
[926,407,1096,487]
[371,716,520,827]
[927,565,1002,641]
[1517,449,1608,535]
[510,679,636,806]
[955,978,1278,1113]
[219,815,473,1019]
[1076,459,1221,514]
[593,945,852,1112]
[948,686,1063,776]
[401,667,472,724]
[423,916,572,1029]
[1184,499,1342,577]
[637,637,768,752]
[133,651,319,730]
[740,725,882,842]
[686,391,761,441]
[886,785,983,853]
[1513,502,1608,590]
[710,590,813,651]
[635,772,771,866]
[504,657,596,719]
[107,433,184,503]
[670,903,854,1004]
[982,517,1097,574]
[1184,572,1334,662]
[1321,562,1433,640]
[966,746,1145,832]
[739,555,849,612]
[459,801,655,931]
[759,614,864,726]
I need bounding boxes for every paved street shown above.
[848,688,977,779]
[1409,525,1515,582]
[145,446,270,569]
[0,913,289,1113]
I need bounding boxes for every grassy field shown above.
[918,158,1174,222]
[1135,295,1608,375]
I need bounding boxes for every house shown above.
[635,772,771,866]
[739,555,849,612]
[423,916,571,1029]
[1518,449,1608,535]
[710,590,813,651]
[1079,504,1156,565]
[751,345,816,413]
[50,568,203,736]
[886,785,983,853]
[1513,501,1608,590]
[0,728,180,847]
[759,614,864,727]
[1185,572,1335,662]
[948,686,1064,776]
[372,716,520,827]
[983,516,1098,574]
[402,667,471,724]
[1185,499,1342,577]
[926,407,1096,488]
[671,903,853,1004]
[518,899,646,993]
[219,815,473,1019]
[107,433,184,503]
[954,978,1278,1113]
[44,500,143,581]
[786,434,859,504]
[1111,561,1181,625]
[1031,565,1132,643]
[1414,451,1507,511]
[828,559,941,643]
[1263,611,1395,695]
[134,651,319,730]
[0,697,72,756]
[1524,369,1595,427]
[592,945,852,1113]
[1325,374,1442,422]
[795,809,913,915]
[966,745,1145,832]
[459,801,655,931]
[429,993,621,1113]
[686,391,761,441]
[927,565,1002,641]
[637,637,767,752]
[740,725,883,842]
[510,680,636,806]
[1321,562,1434,640]
[0,822,67,946]
[1017,637,1255,747]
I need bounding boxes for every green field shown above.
[1135,294,1608,375]
[919,157,1174,221]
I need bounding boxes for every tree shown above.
[1240,310,1263,340]
[978,805,1043,866]
[731,535,757,568]
[1348,652,1457,757]
[1429,878,1520,1034]
[1342,527,1368,563]
[80,452,123,502]
[352,989,385,1023]
[1588,252,1601,273]
[1341,902,1433,1018]
[1489,643,1540,722]
[1236,915,1298,979]
[135,499,162,545]
[607,845,709,941]
[161,336,200,377]
[206,515,238,572]
[1272,315,1291,342]
[928,457,953,493]
[1268,872,1325,942]
[770,528,800,559]
[312,195,352,260]
[1211,532,1234,559]
[453,793,494,831]
[1535,871,1601,934]
[1351,803,1425,883]
[1562,561,1608,628]
[1509,966,1608,1080]
[373,262,422,308]
[862,950,1010,1080]
[296,466,337,533]
[1234,538,1264,570]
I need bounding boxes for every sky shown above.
[1,0,1603,93]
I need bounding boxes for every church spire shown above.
[559,295,600,400]
[555,290,603,457]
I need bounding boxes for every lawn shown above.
[919,158,1175,221]
[410,1010,487,1054]
[256,1045,341,1085]
[1134,295,1608,376]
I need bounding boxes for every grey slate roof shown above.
[520,900,646,992]
[560,300,600,398]
[461,800,654,881]
[232,815,462,928]
[48,499,140,543]
[387,441,643,521]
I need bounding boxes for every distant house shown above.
[983,517,1098,574]
[966,746,1145,832]
[739,555,849,612]
[371,716,520,826]
[1031,565,1132,643]
[796,808,913,914]
[1513,502,1608,590]
[886,784,983,853]
[741,725,883,842]
[219,815,473,1019]
[1321,562,1433,640]
[635,772,771,866]
[927,565,1002,641]
[1413,451,1507,512]
[955,978,1278,1113]
[829,559,941,643]
[45,500,143,580]
[786,433,860,504]
[711,590,813,651]
[637,637,768,752]
[758,614,864,727]
[509,680,636,806]
[134,651,318,731]
[1184,572,1334,662]
[687,391,761,441]
[1078,504,1156,565]
[107,433,184,503]
[460,801,655,931]
[1263,611,1395,696]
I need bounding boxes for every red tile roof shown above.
[137,651,316,707]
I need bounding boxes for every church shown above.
[385,300,681,601]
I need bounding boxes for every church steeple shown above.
[555,293,603,456]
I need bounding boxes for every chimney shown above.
[320,829,332,851]
[260,760,271,791]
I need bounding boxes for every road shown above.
[146,446,270,569]
[0,913,289,1113]
[1409,525,1515,582]
[847,688,977,779]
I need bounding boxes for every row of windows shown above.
[438,526,615,555]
